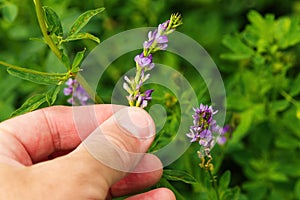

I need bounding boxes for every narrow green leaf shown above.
[222,35,254,55]
[2,3,18,22]
[268,172,288,182]
[43,6,63,36]
[46,85,61,105]
[270,100,289,112]
[247,10,269,32]
[68,7,105,36]
[7,68,65,85]
[63,32,100,44]
[163,169,197,184]
[230,109,253,143]
[61,52,71,69]
[0,61,66,85]
[72,48,86,69]
[11,94,46,117]
[219,170,231,190]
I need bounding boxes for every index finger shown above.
[0,104,124,164]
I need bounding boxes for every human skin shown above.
[0,105,175,200]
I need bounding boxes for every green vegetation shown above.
[1,0,300,199]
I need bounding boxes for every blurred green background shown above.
[1,0,300,199]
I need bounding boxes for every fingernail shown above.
[115,107,155,139]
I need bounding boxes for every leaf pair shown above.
[43,6,104,44]
[0,61,67,116]
[0,61,67,85]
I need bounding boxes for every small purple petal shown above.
[67,97,74,104]
[63,87,72,95]
[64,78,90,105]
[143,41,152,49]
[144,89,154,98]
[158,43,168,50]
[217,136,227,145]
[65,78,74,86]
[157,35,168,43]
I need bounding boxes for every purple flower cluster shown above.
[123,69,151,108]
[64,78,90,105]
[143,20,170,51]
[134,53,155,70]
[123,13,182,108]
[186,104,228,158]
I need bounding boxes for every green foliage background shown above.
[1,0,300,199]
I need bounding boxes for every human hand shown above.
[0,105,175,200]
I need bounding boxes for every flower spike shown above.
[123,13,182,108]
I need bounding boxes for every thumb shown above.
[72,106,156,186]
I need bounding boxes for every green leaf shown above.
[282,106,300,137]
[63,32,100,44]
[295,179,300,199]
[230,110,253,143]
[43,6,63,36]
[11,94,46,117]
[247,10,266,31]
[219,170,231,190]
[0,61,66,85]
[275,17,300,49]
[221,35,254,60]
[268,172,288,182]
[7,68,65,85]
[61,52,71,69]
[222,35,254,54]
[68,7,105,36]
[2,3,18,22]
[46,85,61,105]
[290,74,300,97]
[72,48,86,72]
[163,169,197,184]
[270,100,289,112]
[243,10,276,50]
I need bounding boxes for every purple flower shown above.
[123,13,182,108]
[143,21,170,52]
[64,78,90,105]
[134,53,155,70]
[139,89,154,108]
[217,125,230,145]
[186,104,229,158]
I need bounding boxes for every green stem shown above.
[0,61,64,76]
[280,90,297,106]
[208,169,220,200]
[33,0,62,60]
[132,64,142,107]
[33,0,103,104]
[76,73,103,104]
